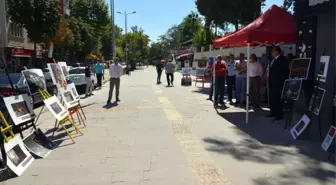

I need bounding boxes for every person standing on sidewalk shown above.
[85,66,93,98]
[107,57,123,104]
[213,55,227,106]
[248,54,263,108]
[234,53,247,105]
[94,61,104,89]
[156,61,164,84]
[165,59,176,86]
[226,54,236,104]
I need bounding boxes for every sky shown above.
[105,0,284,42]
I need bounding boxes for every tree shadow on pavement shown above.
[205,110,336,185]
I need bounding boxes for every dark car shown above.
[0,74,56,106]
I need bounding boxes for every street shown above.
[4,66,336,185]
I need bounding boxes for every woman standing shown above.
[248,54,263,108]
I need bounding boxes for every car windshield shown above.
[69,68,85,74]
[0,75,22,84]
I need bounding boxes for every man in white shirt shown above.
[107,57,123,104]
[248,54,263,108]
[226,54,236,104]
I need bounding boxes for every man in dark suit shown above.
[267,46,289,120]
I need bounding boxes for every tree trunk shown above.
[234,22,239,31]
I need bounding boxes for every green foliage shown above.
[101,25,123,60]
[6,0,62,43]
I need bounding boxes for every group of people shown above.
[156,59,176,86]
[84,61,105,97]
[207,46,290,120]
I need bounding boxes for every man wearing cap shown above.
[268,46,289,120]
[212,55,227,106]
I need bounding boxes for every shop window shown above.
[10,23,23,38]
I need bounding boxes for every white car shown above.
[68,67,98,93]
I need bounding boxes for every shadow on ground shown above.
[202,110,336,185]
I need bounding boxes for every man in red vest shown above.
[213,55,227,106]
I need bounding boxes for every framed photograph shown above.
[308,87,326,115]
[317,56,329,82]
[23,130,53,158]
[4,136,34,176]
[47,63,67,88]
[289,58,311,80]
[3,94,35,125]
[43,95,68,121]
[59,87,79,109]
[321,126,336,151]
[281,79,303,100]
[290,114,311,140]
[21,69,46,94]
[58,62,69,77]
[67,83,80,100]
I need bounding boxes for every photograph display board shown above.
[290,114,311,139]
[321,126,336,151]
[3,94,35,125]
[43,95,68,121]
[289,58,311,79]
[308,87,326,115]
[23,128,57,158]
[281,79,303,100]
[67,83,80,100]
[4,136,34,176]
[22,69,46,94]
[317,56,330,82]
[181,67,192,76]
[59,87,79,108]
[47,63,67,88]
[58,62,69,77]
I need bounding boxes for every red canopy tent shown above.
[212,5,296,124]
[213,5,296,48]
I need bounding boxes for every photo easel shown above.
[39,89,83,143]
[308,76,323,137]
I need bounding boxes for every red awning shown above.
[161,59,168,63]
[175,53,193,60]
[213,5,296,48]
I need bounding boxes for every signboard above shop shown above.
[9,48,32,58]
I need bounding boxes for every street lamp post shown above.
[117,10,136,68]
[110,0,115,57]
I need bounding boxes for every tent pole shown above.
[246,43,250,124]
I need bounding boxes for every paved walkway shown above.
[3,67,336,185]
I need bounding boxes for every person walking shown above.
[165,59,176,86]
[107,57,123,104]
[267,46,289,120]
[226,54,236,104]
[85,66,93,98]
[94,61,104,89]
[234,53,247,105]
[156,61,164,84]
[248,54,263,108]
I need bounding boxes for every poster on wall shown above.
[308,86,326,115]
[47,63,67,88]
[289,58,311,79]
[4,136,34,176]
[290,114,311,140]
[3,94,35,125]
[317,56,329,82]
[321,126,336,152]
[43,96,68,121]
[281,79,303,100]
[21,69,46,94]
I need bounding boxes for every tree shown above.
[6,0,62,60]
[282,0,294,11]
[195,0,265,30]
[101,25,123,60]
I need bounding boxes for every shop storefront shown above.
[4,47,33,73]
[292,0,335,140]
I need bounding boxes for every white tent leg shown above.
[246,43,250,124]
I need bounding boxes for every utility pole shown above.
[110,0,115,57]
[117,10,136,67]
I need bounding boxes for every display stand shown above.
[309,77,323,137]
[39,90,83,143]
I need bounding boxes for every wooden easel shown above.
[39,89,83,143]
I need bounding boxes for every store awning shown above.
[213,5,296,48]
[175,53,193,60]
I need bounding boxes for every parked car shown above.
[68,67,97,94]
[0,74,56,106]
